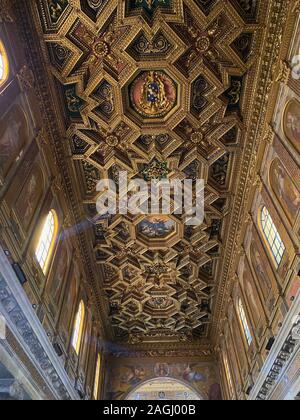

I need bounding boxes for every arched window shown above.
[260,206,285,267]
[93,353,101,400]
[223,355,234,399]
[238,298,252,346]
[72,300,85,355]
[0,40,9,88]
[35,210,58,274]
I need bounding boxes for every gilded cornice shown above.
[211,0,292,343]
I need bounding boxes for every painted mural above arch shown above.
[106,360,221,400]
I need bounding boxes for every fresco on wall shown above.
[14,163,44,231]
[238,257,264,334]
[80,309,92,373]
[0,105,28,178]
[285,273,300,308]
[270,158,300,224]
[52,242,69,305]
[283,99,300,153]
[86,325,98,396]
[46,240,70,314]
[59,263,80,342]
[154,363,170,377]
[224,335,241,395]
[227,304,248,378]
[249,238,276,314]
[107,361,221,400]
[5,141,38,206]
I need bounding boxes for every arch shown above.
[35,209,59,274]
[0,40,9,88]
[259,206,285,268]
[125,377,203,401]
[71,300,85,355]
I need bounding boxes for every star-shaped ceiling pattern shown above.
[34,0,264,344]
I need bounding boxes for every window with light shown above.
[72,300,85,355]
[93,353,101,400]
[260,206,285,267]
[0,40,9,88]
[35,210,58,274]
[238,298,252,346]
[223,355,234,398]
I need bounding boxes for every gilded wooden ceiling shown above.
[31,0,270,345]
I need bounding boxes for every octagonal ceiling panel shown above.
[31,0,269,345]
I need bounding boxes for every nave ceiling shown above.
[20,0,286,348]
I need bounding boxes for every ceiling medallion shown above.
[190,130,204,144]
[70,20,128,79]
[106,135,119,147]
[196,36,211,53]
[92,40,109,58]
[141,159,170,181]
[130,71,177,118]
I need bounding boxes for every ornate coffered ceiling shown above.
[24,0,284,347]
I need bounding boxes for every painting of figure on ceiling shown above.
[14,163,44,231]
[283,99,300,153]
[0,105,28,178]
[270,158,300,224]
[138,216,175,239]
